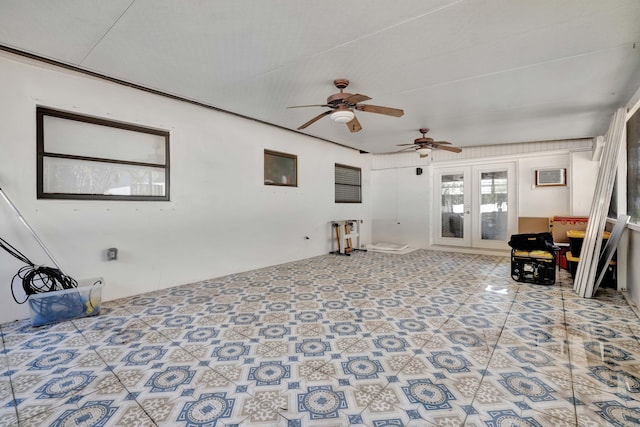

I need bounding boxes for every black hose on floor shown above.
[0,236,78,305]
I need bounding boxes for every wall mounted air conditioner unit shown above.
[535,168,566,187]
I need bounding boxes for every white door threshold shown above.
[428,245,510,257]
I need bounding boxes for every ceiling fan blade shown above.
[287,104,331,109]
[396,143,417,146]
[435,145,462,153]
[431,140,451,145]
[343,94,372,105]
[298,111,332,130]
[420,154,430,158]
[346,116,362,133]
[381,147,415,154]
[356,104,404,117]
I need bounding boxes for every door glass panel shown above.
[441,174,465,238]
[480,171,508,241]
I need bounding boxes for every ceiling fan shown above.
[397,128,462,157]
[287,79,404,133]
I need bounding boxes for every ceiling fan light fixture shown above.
[416,147,432,155]
[330,109,355,123]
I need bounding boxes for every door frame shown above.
[432,161,517,250]
[471,162,516,250]
[433,166,471,247]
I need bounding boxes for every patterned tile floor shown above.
[1,250,640,426]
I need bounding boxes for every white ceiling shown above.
[1,0,639,153]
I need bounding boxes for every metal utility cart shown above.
[330,220,364,256]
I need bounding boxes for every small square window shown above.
[264,150,297,186]
[335,163,361,203]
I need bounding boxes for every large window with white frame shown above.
[37,107,170,201]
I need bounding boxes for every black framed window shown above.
[264,150,297,186]
[335,163,361,203]
[37,107,170,201]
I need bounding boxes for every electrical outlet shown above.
[107,248,118,261]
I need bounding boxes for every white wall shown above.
[371,167,430,248]
[517,153,570,217]
[570,150,599,216]
[0,52,372,324]
[371,140,594,249]
[626,229,640,306]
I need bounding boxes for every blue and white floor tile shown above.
[2,249,640,425]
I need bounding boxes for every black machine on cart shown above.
[508,232,559,285]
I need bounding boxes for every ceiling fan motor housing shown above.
[414,137,434,145]
[327,92,355,106]
[327,79,354,106]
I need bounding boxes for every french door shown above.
[433,162,516,250]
